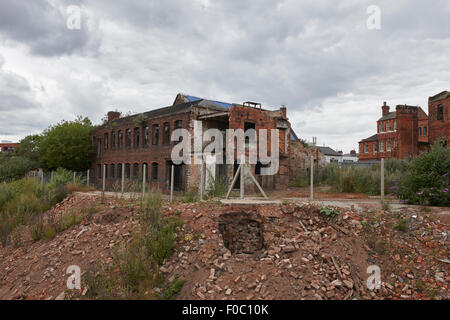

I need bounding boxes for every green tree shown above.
[0,155,35,182]
[393,141,450,206]
[39,117,94,171]
[15,134,41,166]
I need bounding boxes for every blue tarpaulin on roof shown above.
[185,95,202,102]
[186,95,233,109]
[209,100,233,109]
[290,132,296,141]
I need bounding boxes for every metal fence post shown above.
[142,164,146,198]
[86,169,90,187]
[102,164,106,204]
[199,162,204,201]
[121,163,125,195]
[310,156,314,202]
[240,164,245,199]
[170,165,174,203]
[40,169,44,185]
[381,158,385,204]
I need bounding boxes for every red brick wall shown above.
[396,106,419,159]
[90,111,191,191]
[428,95,450,146]
[377,118,398,159]
[358,140,378,161]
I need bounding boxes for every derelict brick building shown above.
[90,94,295,193]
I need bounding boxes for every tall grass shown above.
[0,168,88,247]
[319,160,407,195]
[84,190,184,299]
[289,170,309,187]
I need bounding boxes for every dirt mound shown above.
[0,194,137,300]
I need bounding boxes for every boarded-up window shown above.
[104,133,109,149]
[437,104,444,121]
[163,122,170,145]
[126,129,132,148]
[144,126,149,147]
[125,164,131,179]
[133,163,139,179]
[152,163,158,180]
[118,130,123,149]
[134,128,140,148]
[152,125,159,145]
[111,131,115,149]
[117,164,122,178]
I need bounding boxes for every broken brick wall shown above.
[289,142,324,180]
[228,105,291,190]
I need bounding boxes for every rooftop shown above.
[429,90,450,102]
[316,146,341,156]
[377,112,396,121]
[359,134,378,143]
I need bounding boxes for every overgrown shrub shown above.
[146,221,180,265]
[85,211,184,299]
[141,190,163,229]
[289,170,309,187]
[206,173,228,199]
[183,188,199,203]
[48,168,73,190]
[164,278,185,299]
[392,142,450,206]
[30,216,45,242]
[60,210,83,231]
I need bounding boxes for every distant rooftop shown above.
[316,146,341,156]
[429,90,450,102]
[378,112,396,122]
[359,134,378,143]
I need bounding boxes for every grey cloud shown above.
[0,0,450,151]
[0,0,101,56]
[0,57,40,112]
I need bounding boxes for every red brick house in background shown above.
[359,102,428,161]
[0,142,20,153]
[90,94,296,193]
[359,90,449,162]
[428,91,450,147]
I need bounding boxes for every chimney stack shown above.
[280,105,287,118]
[382,102,390,116]
[107,111,121,122]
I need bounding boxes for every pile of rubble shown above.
[0,194,138,300]
[160,201,448,300]
[0,193,448,300]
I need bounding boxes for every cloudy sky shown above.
[0,0,449,152]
